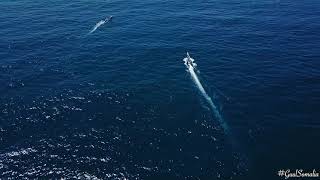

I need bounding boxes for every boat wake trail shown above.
[184,53,249,172]
[183,53,229,133]
[88,16,113,34]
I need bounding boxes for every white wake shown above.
[184,56,248,168]
[88,17,112,34]
[89,20,105,34]
[184,56,229,133]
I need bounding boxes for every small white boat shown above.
[184,52,196,68]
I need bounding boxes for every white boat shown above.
[184,52,196,68]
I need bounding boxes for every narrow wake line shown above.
[89,20,105,34]
[88,16,113,34]
[184,53,229,133]
[184,53,249,171]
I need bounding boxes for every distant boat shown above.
[184,52,196,68]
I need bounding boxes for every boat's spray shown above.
[88,16,113,34]
[183,53,229,133]
[184,53,250,173]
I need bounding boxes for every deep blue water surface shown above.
[1,0,320,179]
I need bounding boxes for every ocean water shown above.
[1,0,320,179]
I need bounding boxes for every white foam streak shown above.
[89,17,112,34]
[89,20,105,34]
[184,58,229,133]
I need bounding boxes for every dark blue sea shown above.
[1,0,320,179]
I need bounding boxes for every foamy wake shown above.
[89,17,112,34]
[183,56,229,133]
[89,20,106,34]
